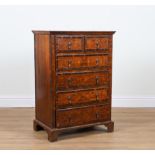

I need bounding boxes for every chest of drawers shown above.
[33,31,115,142]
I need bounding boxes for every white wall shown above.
[0,6,155,107]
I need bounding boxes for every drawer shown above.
[56,36,83,51]
[56,88,109,108]
[56,104,110,128]
[57,72,109,90]
[57,55,109,71]
[85,37,109,50]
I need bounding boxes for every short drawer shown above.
[57,72,109,90]
[56,88,109,108]
[85,36,109,50]
[57,55,109,71]
[56,36,83,51]
[56,104,111,128]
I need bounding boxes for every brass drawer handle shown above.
[96,41,99,49]
[96,58,99,66]
[68,42,72,49]
[68,60,72,68]
[96,76,99,85]
[67,96,72,105]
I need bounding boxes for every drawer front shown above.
[57,72,109,90]
[56,104,110,128]
[56,89,109,108]
[85,37,109,50]
[57,55,109,71]
[56,36,83,51]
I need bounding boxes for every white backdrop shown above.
[0,5,155,107]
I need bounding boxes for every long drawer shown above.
[56,71,109,90]
[56,104,111,128]
[56,88,109,108]
[57,55,109,71]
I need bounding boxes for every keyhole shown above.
[68,42,72,49]
[67,96,71,105]
[96,76,99,85]
[96,41,99,49]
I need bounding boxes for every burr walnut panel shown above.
[56,104,111,128]
[56,71,109,90]
[57,55,109,71]
[56,88,109,108]
[56,36,83,51]
[85,37,109,50]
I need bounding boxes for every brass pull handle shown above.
[96,41,99,49]
[68,42,72,49]
[96,93,99,102]
[96,76,99,85]
[96,113,99,119]
[68,60,72,68]
[67,96,72,105]
[96,59,99,66]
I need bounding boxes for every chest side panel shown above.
[34,34,55,128]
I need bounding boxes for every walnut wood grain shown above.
[56,89,109,108]
[56,71,109,90]
[34,34,53,128]
[57,55,109,71]
[85,37,109,50]
[56,36,83,51]
[56,104,111,128]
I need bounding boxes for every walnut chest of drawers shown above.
[33,31,115,142]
